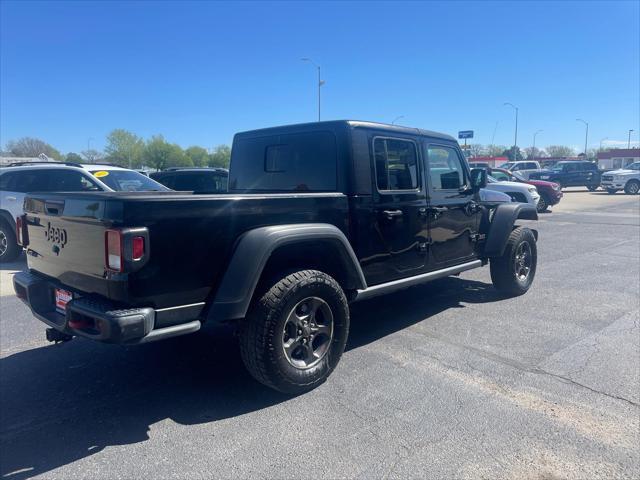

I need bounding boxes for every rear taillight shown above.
[16,215,28,247]
[105,230,123,272]
[132,236,145,260]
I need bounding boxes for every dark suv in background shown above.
[529,160,601,190]
[150,168,228,193]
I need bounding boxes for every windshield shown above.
[626,162,640,170]
[499,162,515,169]
[511,171,526,181]
[90,169,169,192]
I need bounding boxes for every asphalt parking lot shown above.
[1,189,638,479]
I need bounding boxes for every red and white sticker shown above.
[55,288,72,313]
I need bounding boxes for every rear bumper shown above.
[13,271,201,344]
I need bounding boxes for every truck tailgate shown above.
[23,194,118,297]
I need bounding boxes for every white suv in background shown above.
[485,174,540,208]
[499,160,542,180]
[600,162,640,195]
[0,162,167,262]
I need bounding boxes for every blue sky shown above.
[1,1,639,154]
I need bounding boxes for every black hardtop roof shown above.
[234,120,456,142]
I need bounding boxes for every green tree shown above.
[185,146,209,167]
[501,146,524,162]
[545,145,576,158]
[6,137,61,160]
[208,144,231,168]
[104,129,144,168]
[142,135,193,171]
[65,152,84,163]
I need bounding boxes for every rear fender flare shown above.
[483,203,538,257]
[207,224,366,322]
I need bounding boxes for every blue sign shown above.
[458,130,474,139]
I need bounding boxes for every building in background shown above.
[597,149,640,170]
[467,156,508,168]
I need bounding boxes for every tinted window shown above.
[171,172,228,193]
[374,138,419,191]
[0,172,16,190]
[525,162,537,169]
[428,146,466,190]
[230,131,337,192]
[49,170,100,192]
[11,170,49,192]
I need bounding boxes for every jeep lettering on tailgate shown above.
[45,222,68,248]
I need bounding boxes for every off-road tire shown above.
[606,188,618,195]
[624,180,640,195]
[490,227,537,296]
[239,270,349,394]
[0,220,20,263]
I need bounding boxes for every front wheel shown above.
[239,270,349,394]
[490,227,537,296]
[587,185,598,192]
[536,195,548,213]
[624,180,640,195]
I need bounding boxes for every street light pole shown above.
[87,137,94,163]
[504,103,518,159]
[576,119,588,157]
[629,130,635,149]
[532,129,543,159]
[391,115,404,125]
[301,58,324,122]
[600,137,608,150]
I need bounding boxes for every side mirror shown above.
[470,168,487,193]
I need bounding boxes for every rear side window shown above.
[427,146,467,190]
[10,170,49,192]
[373,138,419,191]
[171,173,228,193]
[230,131,337,192]
[0,172,15,190]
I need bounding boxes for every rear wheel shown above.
[490,227,537,296]
[606,188,619,195]
[624,180,640,195]
[239,270,349,394]
[0,220,20,263]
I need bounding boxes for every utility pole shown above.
[532,129,543,159]
[504,103,518,160]
[576,119,588,157]
[301,58,324,122]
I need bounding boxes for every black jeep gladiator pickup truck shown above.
[14,121,538,393]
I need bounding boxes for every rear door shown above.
[425,144,481,269]
[367,136,428,282]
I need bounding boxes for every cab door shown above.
[364,136,428,283]
[425,144,481,269]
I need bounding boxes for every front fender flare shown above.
[207,223,366,322]
[483,203,538,257]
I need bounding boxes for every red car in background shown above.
[490,167,563,212]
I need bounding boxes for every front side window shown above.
[374,138,419,191]
[491,171,510,181]
[90,170,167,191]
[49,170,101,192]
[427,146,466,190]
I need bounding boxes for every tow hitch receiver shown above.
[46,328,73,343]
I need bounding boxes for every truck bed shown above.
[23,191,349,309]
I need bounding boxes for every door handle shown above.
[383,209,403,219]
